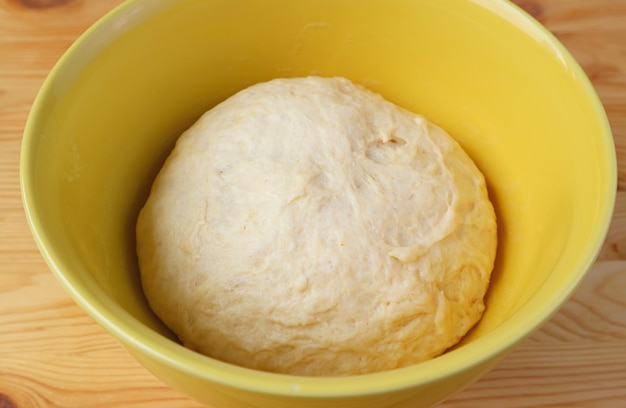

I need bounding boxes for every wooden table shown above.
[1,0,625,407]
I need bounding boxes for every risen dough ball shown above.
[136,76,497,376]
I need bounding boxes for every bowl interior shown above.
[22,0,615,398]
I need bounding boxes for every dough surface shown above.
[136,76,497,376]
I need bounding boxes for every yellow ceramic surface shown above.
[20,0,616,407]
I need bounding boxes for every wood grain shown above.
[1,0,626,407]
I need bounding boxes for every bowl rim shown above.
[20,0,617,398]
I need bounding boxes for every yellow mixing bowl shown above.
[20,0,616,407]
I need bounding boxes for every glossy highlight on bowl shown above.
[20,0,616,407]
